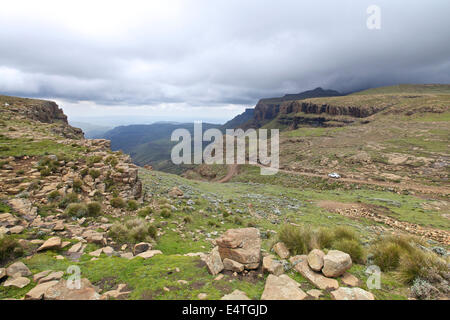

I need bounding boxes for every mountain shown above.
[221,108,254,130]
[102,122,222,173]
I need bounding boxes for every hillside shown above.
[221,108,255,130]
[0,93,449,301]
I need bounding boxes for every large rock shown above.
[6,261,31,277]
[204,247,224,275]
[262,255,284,276]
[261,275,307,300]
[223,258,244,273]
[0,268,6,280]
[3,276,30,288]
[322,250,352,278]
[216,228,261,269]
[273,242,290,259]
[37,237,62,252]
[289,255,339,290]
[221,290,251,300]
[133,242,152,255]
[44,278,101,300]
[341,272,361,287]
[330,287,375,300]
[307,249,325,272]
[38,271,64,284]
[25,281,59,300]
[135,250,162,259]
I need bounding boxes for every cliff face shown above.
[0,95,84,139]
[254,100,383,124]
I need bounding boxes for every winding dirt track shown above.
[218,164,239,183]
[255,164,450,196]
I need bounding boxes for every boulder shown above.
[261,274,307,300]
[223,258,244,273]
[133,242,152,255]
[135,250,162,260]
[330,287,375,300]
[3,276,30,288]
[6,261,31,277]
[307,249,325,272]
[221,290,251,300]
[38,271,64,284]
[101,284,131,300]
[322,250,352,278]
[204,247,224,275]
[273,242,290,259]
[33,270,52,282]
[306,289,323,299]
[341,272,361,287]
[37,237,62,252]
[25,280,59,300]
[44,278,101,300]
[168,187,184,197]
[262,255,284,276]
[216,228,261,269]
[289,255,339,290]
[0,268,6,280]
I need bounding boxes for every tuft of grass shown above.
[58,192,79,209]
[0,235,24,264]
[332,238,366,264]
[86,202,102,217]
[127,200,139,211]
[109,218,156,244]
[64,203,88,218]
[110,197,126,209]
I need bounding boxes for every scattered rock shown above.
[330,287,375,300]
[197,293,208,300]
[221,290,251,300]
[216,228,261,269]
[223,258,244,273]
[33,270,52,282]
[169,187,184,197]
[262,255,284,276]
[273,242,290,259]
[322,250,352,278]
[204,246,224,275]
[25,280,59,300]
[306,289,323,299]
[341,272,360,287]
[6,261,31,277]
[133,242,152,255]
[261,274,307,300]
[289,255,339,290]
[307,249,325,272]
[44,278,100,300]
[3,276,30,288]
[37,236,62,252]
[38,271,64,284]
[135,250,162,259]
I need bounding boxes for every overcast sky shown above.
[0,0,449,125]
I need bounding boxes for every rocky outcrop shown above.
[216,228,261,269]
[261,274,307,300]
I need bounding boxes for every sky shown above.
[0,0,449,125]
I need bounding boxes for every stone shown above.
[6,261,32,277]
[307,249,325,272]
[168,187,184,197]
[273,242,290,259]
[44,278,101,300]
[289,255,339,290]
[341,272,361,287]
[37,236,62,252]
[216,228,261,269]
[262,255,284,276]
[135,250,162,259]
[9,225,24,234]
[261,274,307,300]
[322,250,352,278]
[33,270,52,282]
[121,252,134,259]
[89,248,103,257]
[133,242,151,255]
[3,276,30,288]
[0,268,6,280]
[68,242,85,254]
[25,280,59,300]
[221,289,251,300]
[223,258,244,273]
[307,289,323,299]
[330,287,375,300]
[204,247,224,275]
[197,293,208,300]
[102,246,114,256]
[101,284,131,300]
[38,271,64,284]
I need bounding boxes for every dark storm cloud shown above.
[0,0,449,113]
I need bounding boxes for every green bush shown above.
[183,216,192,224]
[58,192,79,209]
[40,167,51,177]
[397,249,448,284]
[47,190,61,202]
[87,155,102,165]
[278,224,313,255]
[160,208,171,218]
[89,169,101,179]
[138,206,153,217]
[105,155,118,167]
[65,203,88,218]
[147,225,158,239]
[109,218,156,244]
[72,178,83,193]
[110,197,126,208]
[0,236,24,264]
[127,200,138,211]
[80,168,89,177]
[86,202,102,216]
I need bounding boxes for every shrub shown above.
[183,216,192,224]
[370,235,416,271]
[58,192,79,209]
[86,202,102,217]
[410,278,439,300]
[105,155,118,167]
[278,224,313,255]
[89,169,101,179]
[87,155,102,165]
[127,200,138,211]
[147,225,158,239]
[72,179,83,193]
[0,236,24,264]
[40,167,51,177]
[332,238,366,264]
[332,226,359,242]
[80,168,89,177]
[109,218,156,244]
[160,208,171,218]
[110,197,126,208]
[65,203,88,218]
[138,206,153,217]
[47,190,61,202]
[397,250,448,284]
